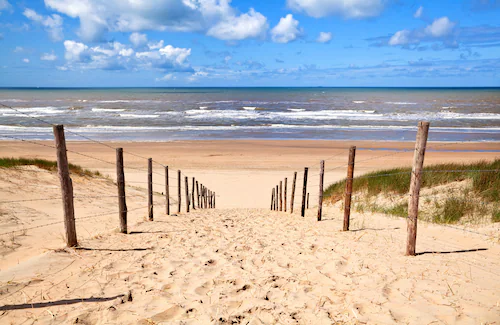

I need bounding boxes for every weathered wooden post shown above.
[284,178,288,212]
[177,170,181,213]
[192,177,196,210]
[185,176,190,213]
[271,188,275,210]
[200,184,203,208]
[165,166,170,215]
[307,193,310,209]
[116,148,127,233]
[53,125,77,247]
[196,181,200,208]
[301,167,308,217]
[279,181,283,211]
[275,185,279,210]
[148,158,153,221]
[343,146,356,231]
[213,192,216,208]
[317,160,325,221]
[406,121,430,256]
[290,172,297,213]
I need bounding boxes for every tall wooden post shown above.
[290,172,297,213]
[317,160,325,221]
[53,125,77,247]
[196,181,200,208]
[192,177,196,210]
[165,166,170,215]
[284,178,288,212]
[177,170,181,213]
[406,121,430,256]
[279,181,283,211]
[185,176,190,213]
[148,158,153,221]
[116,148,127,233]
[213,192,216,208]
[343,146,356,231]
[275,185,279,210]
[301,167,308,217]
[271,188,275,210]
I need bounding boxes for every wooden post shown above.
[196,181,200,209]
[275,185,279,210]
[301,167,308,217]
[148,158,153,221]
[165,166,170,215]
[213,192,216,208]
[290,172,297,213]
[209,190,213,208]
[192,177,196,210]
[185,176,190,213]
[307,193,309,209]
[271,188,275,210]
[343,146,356,231]
[279,181,283,211]
[177,170,181,213]
[53,125,77,247]
[406,121,430,256]
[116,148,127,233]
[317,160,325,221]
[284,178,287,212]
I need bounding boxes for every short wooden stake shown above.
[185,176,190,212]
[116,148,127,233]
[192,177,196,210]
[177,170,181,213]
[317,160,325,221]
[275,185,279,210]
[148,158,153,221]
[53,125,77,247]
[213,192,216,208]
[343,146,356,231]
[301,167,308,217]
[307,193,309,209]
[290,172,297,213]
[406,121,430,256]
[284,178,287,212]
[165,166,170,215]
[279,181,283,211]
[196,181,200,208]
[271,188,275,210]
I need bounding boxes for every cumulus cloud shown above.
[23,58,29,63]
[129,32,148,47]
[414,6,423,18]
[44,0,268,42]
[287,0,386,19]
[41,52,58,61]
[317,31,332,43]
[271,14,302,43]
[155,73,176,81]
[388,16,457,47]
[62,39,193,72]
[23,8,63,41]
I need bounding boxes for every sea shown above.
[0,87,499,142]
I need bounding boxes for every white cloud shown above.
[13,46,24,53]
[188,71,209,82]
[424,17,455,37]
[41,52,57,61]
[64,40,88,61]
[271,14,302,44]
[316,31,332,43]
[23,8,64,41]
[158,45,191,65]
[414,6,423,18]
[0,0,10,11]
[155,73,176,81]
[129,32,148,47]
[224,55,232,63]
[44,0,269,42]
[389,30,413,45]
[148,40,164,50]
[287,0,386,19]
[207,8,268,40]
[23,58,29,63]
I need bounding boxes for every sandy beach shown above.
[0,140,499,324]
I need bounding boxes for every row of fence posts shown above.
[53,125,216,248]
[270,121,430,256]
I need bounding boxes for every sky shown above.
[0,0,499,87]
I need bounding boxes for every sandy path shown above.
[0,207,498,324]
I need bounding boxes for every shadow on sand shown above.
[0,295,124,311]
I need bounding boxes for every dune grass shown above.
[0,157,102,177]
[325,159,500,224]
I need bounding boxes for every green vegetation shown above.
[0,157,102,177]
[325,159,500,224]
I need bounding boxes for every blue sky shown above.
[0,0,499,87]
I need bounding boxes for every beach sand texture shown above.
[0,140,499,324]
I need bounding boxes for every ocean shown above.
[0,87,499,142]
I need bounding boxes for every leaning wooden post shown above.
[406,121,430,256]
[301,167,308,217]
[343,146,356,231]
[317,160,325,221]
[290,172,297,213]
[196,181,200,208]
[165,166,170,215]
[271,188,275,210]
[147,158,153,221]
[53,125,77,247]
[279,181,283,211]
[116,148,127,233]
[185,176,190,212]
[192,177,196,210]
[177,170,181,213]
[284,178,288,212]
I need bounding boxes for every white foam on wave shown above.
[352,101,366,104]
[92,108,126,112]
[185,109,258,120]
[120,114,159,118]
[0,106,64,115]
[199,106,208,110]
[385,101,417,105]
[287,108,306,112]
[242,107,257,110]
